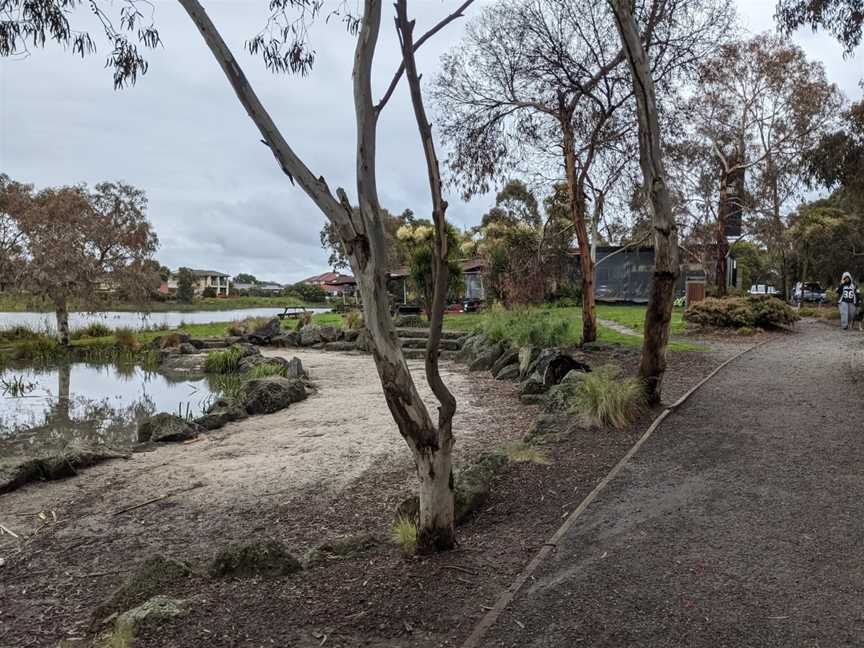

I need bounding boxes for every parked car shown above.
[749,284,779,296]
[461,298,485,313]
[792,282,827,304]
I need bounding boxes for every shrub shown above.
[158,332,183,349]
[344,310,364,330]
[683,295,798,329]
[482,306,573,348]
[205,347,244,374]
[71,322,112,339]
[825,288,838,304]
[291,282,328,303]
[568,364,645,429]
[201,286,217,298]
[114,327,140,351]
[391,516,417,557]
[736,326,755,336]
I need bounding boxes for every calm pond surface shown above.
[0,362,225,457]
[0,307,330,333]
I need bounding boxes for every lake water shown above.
[0,307,329,333]
[0,362,223,457]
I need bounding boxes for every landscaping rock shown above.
[195,404,248,431]
[160,353,208,374]
[114,596,187,636]
[520,372,547,395]
[230,342,260,358]
[209,540,302,578]
[456,333,488,364]
[318,325,342,343]
[343,329,360,343]
[136,414,202,443]
[491,348,520,377]
[519,346,540,378]
[237,354,271,373]
[543,353,591,387]
[495,363,521,381]
[270,331,300,347]
[0,450,129,495]
[323,341,357,352]
[249,318,282,342]
[300,327,322,346]
[285,357,307,381]
[94,555,192,621]
[178,342,198,355]
[469,341,507,372]
[241,377,307,415]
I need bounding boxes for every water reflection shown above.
[0,361,221,458]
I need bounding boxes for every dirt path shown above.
[479,320,864,647]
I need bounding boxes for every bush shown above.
[394,314,425,328]
[568,365,645,429]
[684,295,798,329]
[482,305,573,348]
[114,327,140,351]
[344,310,364,330]
[71,322,112,339]
[290,282,328,304]
[205,347,244,374]
[201,287,217,298]
[825,288,838,304]
[391,516,417,558]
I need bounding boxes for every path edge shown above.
[460,339,770,648]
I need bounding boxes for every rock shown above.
[160,353,208,374]
[150,332,191,350]
[543,354,591,387]
[518,346,540,379]
[237,354,271,373]
[230,342,260,358]
[195,405,248,431]
[520,372,547,395]
[209,540,302,578]
[495,363,521,381]
[114,596,187,636]
[241,377,307,415]
[469,341,506,372]
[318,325,342,342]
[250,318,282,342]
[456,333,487,364]
[300,327,322,346]
[396,452,508,526]
[284,357,307,381]
[136,414,202,443]
[519,393,547,406]
[304,533,380,566]
[94,555,192,621]
[523,413,568,444]
[354,329,372,352]
[491,348,520,377]
[270,331,300,347]
[178,343,198,355]
[343,329,360,343]
[562,369,587,384]
[323,341,356,352]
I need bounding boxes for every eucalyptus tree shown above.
[1,0,476,552]
[776,0,864,59]
[687,33,842,295]
[434,0,734,344]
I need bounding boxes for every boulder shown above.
[304,533,380,566]
[300,327,322,346]
[249,318,282,342]
[343,329,360,343]
[354,329,372,352]
[237,354,271,373]
[543,354,591,387]
[178,342,198,355]
[469,341,507,372]
[270,331,300,347]
[137,414,202,443]
[230,342,260,358]
[455,333,487,364]
[518,346,540,379]
[94,555,192,621]
[520,373,547,395]
[323,341,357,352]
[209,540,302,579]
[241,377,307,415]
[195,404,248,431]
[160,353,208,374]
[491,348,520,376]
[284,357,307,381]
[114,596,187,637]
[318,325,342,343]
[495,364,521,381]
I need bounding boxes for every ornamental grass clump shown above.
[204,347,244,374]
[391,516,418,557]
[569,364,645,429]
[481,306,573,348]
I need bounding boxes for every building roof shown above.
[185,269,231,278]
[303,271,341,284]
[326,275,356,286]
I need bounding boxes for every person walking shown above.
[837,272,860,330]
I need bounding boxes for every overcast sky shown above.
[1,1,861,284]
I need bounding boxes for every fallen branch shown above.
[112,482,204,516]
[442,564,478,576]
[0,524,20,539]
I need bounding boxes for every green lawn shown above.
[596,304,687,335]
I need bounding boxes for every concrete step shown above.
[400,338,462,351]
[395,327,467,341]
[402,348,459,361]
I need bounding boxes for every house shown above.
[303,272,358,300]
[576,246,689,303]
[388,258,488,305]
[163,269,231,296]
[233,281,283,294]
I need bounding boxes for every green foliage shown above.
[825,287,839,303]
[502,441,549,464]
[234,273,257,284]
[245,363,290,379]
[114,327,140,351]
[391,516,417,557]
[482,305,573,347]
[205,347,244,374]
[684,296,799,329]
[71,322,112,339]
[398,221,464,315]
[176,267,195,304]
[201,286,217,298]
[291,282,328,303]
[394,314,425,328]
[12,336,61,362]
[568,365,646,429]
[736,326,755,336]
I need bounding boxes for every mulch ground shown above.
[0,340,747,648]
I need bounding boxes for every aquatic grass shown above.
[244,362,290,379]
[568,364,646,429]
[0,374,37,397]
[70,322,112,339]
[113,327,141,351]
[204,347,244,374]
[12,336,63,363]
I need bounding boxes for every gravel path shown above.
[480,320,864,647]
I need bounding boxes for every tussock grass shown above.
[502,442,549,465]
[204,347,244,374]
[569,364,645,429]
[482,305,573,347]
[245,362,290,379]
[391,516,417,557]
[344,310,364,330]
[12,336,61,362]
[226,317,270,336]
[113,327,140,351]
[70,322,112,339]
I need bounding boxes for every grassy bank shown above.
[0,294,328,313]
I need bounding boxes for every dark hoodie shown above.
[838,272,860,304]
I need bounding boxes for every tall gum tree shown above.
[0,0,476,552]
[432,0,734,343]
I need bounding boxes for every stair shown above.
[396,327,469,361]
